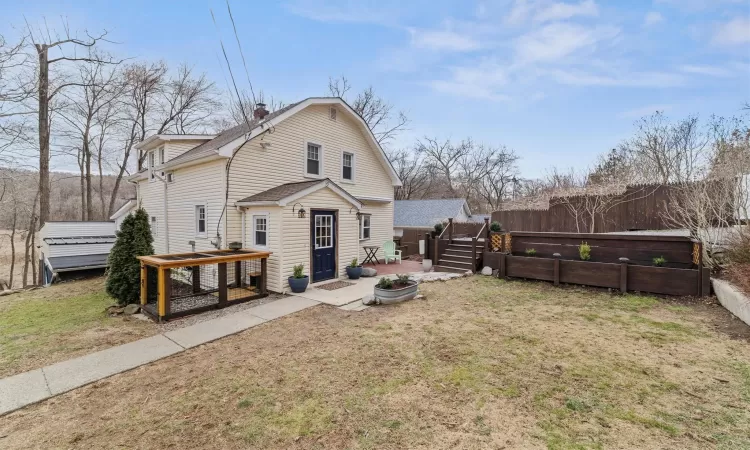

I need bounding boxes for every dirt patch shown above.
[1,277,749,449]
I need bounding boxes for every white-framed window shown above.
[166,172,175,183]
[342,152,354,182]
[158,146,165,178]
[148,151,155,181]
[305,142,322,177]
[315,215,333,248]
[359,214,371,240]
[253,214,268,248]
[150,216,158,237]
[195,205,207,237]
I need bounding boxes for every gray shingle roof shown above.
[394,199,469,228]
[162,101,302,169]
[237,180,322,203]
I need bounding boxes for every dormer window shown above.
[148,151,156,181]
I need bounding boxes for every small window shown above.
[166,172,175,183]
[306,143,321,176]
[195,205,206,236]
[329,107,337,121]
[158,146,165,165]
[148,151,155,181]
[359,214,371,240]
[342,152,353,181]
[150,216,158,237]
[253,215,267,247]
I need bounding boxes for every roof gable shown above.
[236,178,362,209]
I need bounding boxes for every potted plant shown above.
[490,221,502,232]
[374,274,418,304]
[525,248,537,257]
[653,256,667,267]
[288,264,309,293]
[346,258,363,279]
[579,242,591,261]
[433,222,444,237]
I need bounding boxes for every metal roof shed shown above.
[39,221,116,285]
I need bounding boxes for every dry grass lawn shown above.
[0,277,158,377]
[2,276,750,449]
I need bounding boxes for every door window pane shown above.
[315,215,333,248]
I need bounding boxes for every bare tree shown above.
[218,88,284,128]
[417,137,471,197]
[475,147,520,212]
[387,148,433,200]
[22,20,121,226]
[328,75,408,146]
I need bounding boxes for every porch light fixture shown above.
[292,203,306,219]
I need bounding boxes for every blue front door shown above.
[311,210,336,282]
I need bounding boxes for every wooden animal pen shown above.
[137,249,271,321]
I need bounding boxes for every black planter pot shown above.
[346,265,363,279]
[288,276,309,293]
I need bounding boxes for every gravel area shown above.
[156,293,286,332]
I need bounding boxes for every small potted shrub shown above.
[490,221,502,232]
[579,242,591,261]
[346,258,363,279]
[374,274,418,304]
[653,256,667,267]
[433,222,444,237]
[525,248,537,257]
[288,264,309,293]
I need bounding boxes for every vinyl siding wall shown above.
[226,104,395,263]
[281,188,359,291]
[136,160,225,255]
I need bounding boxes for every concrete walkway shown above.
[0,295,320,417]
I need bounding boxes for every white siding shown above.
[226,104,395,261]
[136,160,226,255]
[39,222,116,259]
[46,243,113,258]
[165,140,205,162]
[280,187,359,292]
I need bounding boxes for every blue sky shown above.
[6,0,750,177]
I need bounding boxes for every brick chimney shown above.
[253,103,269,120]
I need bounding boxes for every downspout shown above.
[238,205,246,247]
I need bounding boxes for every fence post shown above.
[424,233,431,260]
[553,254,560,286]
[433,235,439,264]
[192,265,201,293]
[218,262,228,306]
[140,263,147,306]
[619,258,628,293]
[472,237,478,273]
[484,217,490,252]
[499,253,506,279]
[448,218,453,242]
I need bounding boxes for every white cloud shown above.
[505,0,533,25]
[515,23,619,64]
[712,17,750,46]
[549,69,686,87]
[679,64,732,77]
[409,29,481,52]
[643,11,664,26]
[284,0,400,25]
[533,0,599,23]
[427,62,510,101]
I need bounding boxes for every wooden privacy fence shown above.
[482,232,710,297]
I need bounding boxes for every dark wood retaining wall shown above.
[483,232,710,297]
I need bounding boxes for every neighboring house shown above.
[39,221,117,285]
[129,97,400,293]
[110,198,137,230]
[393,198,484,236]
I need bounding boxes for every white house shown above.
[109,198,137,230]
[129,97,401,293]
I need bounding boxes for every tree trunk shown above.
[78,150,86,220]
[31,228,37,286]
[98,147,105,220]
[23,193,40,287]
[37,45,50,227]
[84,137,93,220]
[8,210,17,289]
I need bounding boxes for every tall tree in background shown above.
[388,148,433,200]
[24,22,118,226]
[328,75,408,146]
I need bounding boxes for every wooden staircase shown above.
[434,239,483,274]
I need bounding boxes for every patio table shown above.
[362,245,380,265]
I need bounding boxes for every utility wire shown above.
[226,0,257,107]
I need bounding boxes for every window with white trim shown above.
[315,215,333,248]
[158,146,165,178]
[195,205,206,237]
[148,151,155,181]
[342,152,353,181]
[253,215,268,247]
[359,214,371,240]
[150,216,158,236]
[306,143,321,176]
